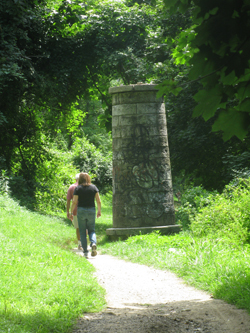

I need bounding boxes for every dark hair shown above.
[78,173,91,186]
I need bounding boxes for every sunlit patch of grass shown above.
[0,194,106,333]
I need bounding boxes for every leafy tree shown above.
[158,0,250,140]
[0,0,90,175]
[168,78,250,191]
[0,0,189,178]
[81,1,191,128]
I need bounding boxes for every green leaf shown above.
[156,80,182,98]
[212,109,249,141]
[193,87,222,120]
[220,70,237,85]
[171,86,183,96]
[237,84,250,102]
[237,98,250,112]
[189,54,214,81]
[163,0,181,11]
[238,69,250,83]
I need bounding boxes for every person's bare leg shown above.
[76,228,82,249]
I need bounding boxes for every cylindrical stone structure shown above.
[107,84,176,237]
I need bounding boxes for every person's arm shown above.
[67,199,71,220]
[95,192,101,218]
[70,195,78,218]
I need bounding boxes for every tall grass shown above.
[0,194,106,333]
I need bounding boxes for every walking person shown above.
[67,173,82,250]
[70,172,101,259]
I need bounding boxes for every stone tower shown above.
[106,84,178,239]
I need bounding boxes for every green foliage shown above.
[190,179,250,245]
[34,148,78,213]
[2,0,250,211]
[72,136,112,193]
[166,76,250,191]
[33,126,112,213]
[159,0,250,140]
[0,170,9,194]
[0,0,81,167]
[0,0,100,181]
[0,194,106,333]
[125,230,192,249]
[0,130,112,214]
[80,0,191,129]
[175,186,215,230]
[161,18,250,192]
[0,0,188,200]
[94,190,113,245]
[33,131,112,213]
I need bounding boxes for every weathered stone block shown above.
[136,102,165,115]
[111,91,162,106]
[112,116,119,127]
[135,114,158,126]
[112,104,137,116]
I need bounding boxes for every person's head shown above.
[78,172,91,186]
[75,173,80,182]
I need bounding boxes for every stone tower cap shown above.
[109,83,158,95]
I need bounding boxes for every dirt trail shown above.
[72,251,250,333]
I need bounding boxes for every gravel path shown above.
[72,251,250,333]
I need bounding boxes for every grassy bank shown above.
[99,182,250,313]
[101,232,250,312]
[0,194,106,333]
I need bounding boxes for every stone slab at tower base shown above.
[107,84,180,240]
[106,225,180,241]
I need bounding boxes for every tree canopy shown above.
[0,0,189,173]
[158,0,250,141]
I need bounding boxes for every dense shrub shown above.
[0,169,9,194]
[72,136,112,193]
[34,135,112,213]
[1,132,112,213]
[175,186,215,230]
[0,170,37,209]
[190,178,250,245]
[34,149,79,213]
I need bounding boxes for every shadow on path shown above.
[72,300,250,333]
